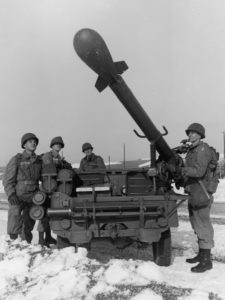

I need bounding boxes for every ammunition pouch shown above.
[206,177,219,194]
[189,196,212,210]
[205,170,219,194]
[189,202,211,211]
[187,180,212,209]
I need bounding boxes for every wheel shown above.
[152,228,172,266]
[57,235,73,249]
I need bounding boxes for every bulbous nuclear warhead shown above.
[73,28,128,91]
[74,28,114,76]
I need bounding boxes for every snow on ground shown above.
[0,210,225,299]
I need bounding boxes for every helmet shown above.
[82,142,93,152]
[50,136,64,148]
[21,133,39,149]
[185,123,205,139]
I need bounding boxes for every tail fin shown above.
[95,61,128,92]
[114,61,128,74]
[95,76,109,92]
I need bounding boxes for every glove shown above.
[8,193,20,205]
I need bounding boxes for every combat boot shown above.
[9,234,18,240]
[45,228,57,245]
[191,249,213,273]
[186,249,203,264]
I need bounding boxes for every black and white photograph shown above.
[0,1,225,299]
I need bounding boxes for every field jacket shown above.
[183,141,212,207]
[79,153,106,172]
[3,151,42,199]
[42,151,72,170]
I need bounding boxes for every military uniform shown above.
[79,153,106,186]
[3,151,42,242]
[183,141,214,249]
[42,150,72,171]
[37,150,72,235]
[37,135,76,247]
[79,153,106,172]
[182,122,216,272]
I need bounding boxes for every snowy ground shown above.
[0,216,225,299]
[0,180,225,299]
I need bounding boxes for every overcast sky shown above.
[0,0,225,165]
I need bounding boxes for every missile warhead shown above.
[73,28,128,92]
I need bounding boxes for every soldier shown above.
[79,142,106,172]
[3,133,42,243]
[182,123,214,273]
[38,136,72,247]
[79,142,106,186]
[42,136,72,169]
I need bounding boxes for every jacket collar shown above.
[50,150,61,158]
[84,153,95,161]
[190,140,203,150]
[22,150,37,159]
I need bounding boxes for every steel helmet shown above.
[21,133,39,149]
[185,123,205,139]
[82,142,93,152]
[50,136,64,148]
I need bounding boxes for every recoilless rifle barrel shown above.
[73,28,175,162]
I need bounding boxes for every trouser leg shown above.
[38,216,56,246]
[188,203,195,232]
[38,216,50,246]
[7,203,23,236]
[37,216,49,232]
[22,204,35,243]
[45,224,56,245]
[191,205,214,249]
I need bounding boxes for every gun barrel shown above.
[74,28,175,162]
[110,76,174,161]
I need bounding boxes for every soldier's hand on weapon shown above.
[8,193,20,205]
[173,139,192,154]
[173,144,188,154]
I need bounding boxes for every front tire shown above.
[152,229,172,266]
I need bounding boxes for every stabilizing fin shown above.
[95,61,128,92]
[95,76,109,92]
[114,61,128,74]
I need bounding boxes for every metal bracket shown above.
[133,129,146,138]
[133,125,168,142]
